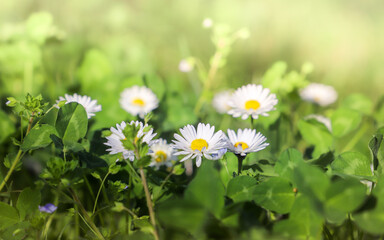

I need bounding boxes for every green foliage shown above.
[0,109,15,144]
[253,177,295,214]
[226,176,256,202]
[0,6,383,239]
[297,119,333,158]
[184,161,225,218]
[324,177,366,223]
[16,188,41,220]
[56,102,88,144]
[331,151,373,177]
[0,202,19,230]
[21,124,57,151]
[354,176,384,234]
[331,108,362,137]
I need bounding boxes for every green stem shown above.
[237,155,246,175]
[69,188,105,240]
[139,167,159,240]
[193,50,223,115]
[93,172,111,215]
[323,224,333,240]
[0,150,22,192]
[348,214,355,240]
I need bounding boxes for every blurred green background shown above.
[0,0,383,127]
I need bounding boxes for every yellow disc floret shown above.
[190,139,208,151]
[132,98,145,106]
[155,150,167,163]
[234,141,249,150]
[245,100,260,110]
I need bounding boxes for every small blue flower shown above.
[39,203,57,213]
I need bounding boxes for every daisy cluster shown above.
[57,81,338,170]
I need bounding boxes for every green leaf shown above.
[293,161,330,203]
[133,216,153,233]
[331,108,362,138]
[21,124,57,151]
[0,202,20,230]
[331,151,373,177]
[16,188,41,220]
[0,109,16,144]
[219,153,238,187]
[40,107,59,126]
[324,177,366,223]
[134,156,152,168]
[253,177,295,214]
[369,132,383,171]
[341,94,373,115]
[157,199,206,234]
[226,176,257,202]
[297,119,333,158]
[274,195,323,239]
[274,148,304,183]
[76,49,113,92]
[354,176,384,234]
[261,61,287,93]
[184,161,225,218]
[56,102,88,143]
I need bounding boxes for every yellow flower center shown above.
[132,98,145,106]
[190,139,208,151]
[245,100,260,110]
[234,141,249,150]
[155,150,167,163]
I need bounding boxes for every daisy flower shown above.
[202,18,213,28]
[149,139,175,169]
[212,90,233,114]
[120,86,159,118]
[104,121,157,161]
[172,123,227,167]
[299,83,338,106]
[56,93,102,119]
[227,84,278,120]
[305,114,332,132]
[178,59,194,72]
[226,128,269,156]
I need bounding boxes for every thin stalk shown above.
[237,155,246,175]
[139,167,159,240]
[193,51,223,115]
[93,172,111,215]
[323,224,333,240]
[0,113,34,192]
[0,150,22,192]
[348,214,355,240]
[69,188,105,240]
[126,174,132,235]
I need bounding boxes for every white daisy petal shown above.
[120,86,159,118]
[226,128,269,156]
[148,139,176,169]
[104,121,157,161]
[56,93,102,119]
[172,123,227,167]
[212,90,233,114]
[227,84,278,120]
[299,83,338,106]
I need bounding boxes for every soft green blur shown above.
[0,0,383,99]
